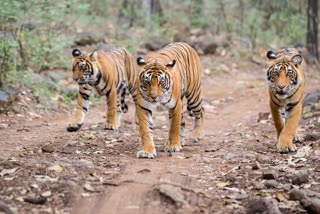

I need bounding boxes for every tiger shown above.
[133,42,205,158]
[67,48,138,132]
[266,48,305,153]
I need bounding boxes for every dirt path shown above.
[0,60,320,214]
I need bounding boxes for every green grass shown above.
[247,81,263,89]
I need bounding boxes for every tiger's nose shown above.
[150,94,158,100]
[278,85,286,89]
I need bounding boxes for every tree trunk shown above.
[218,0,229,33]
[191,0,202,26]
[142,0,151,28]
[117,0,136,27]
[306,0,319,60]
[238,0,244,37]
[151,0,163,17]
[142,0,162,28]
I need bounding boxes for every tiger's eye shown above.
[159,76,165,83]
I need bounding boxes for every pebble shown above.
[24,197,47,205]
[247,198,281,214]
[303,133,320,142]
[262,169,279,180]
[204,146,220,152]
[252,161,261,170]
[60,147,76,154]
[41,191,52,197]
[301,198,320,214]
[256,154,269,163]
[0,123,8,129]
[41,144,55,153]
[159,184,187,206]
[234,193,249,200]
[116,137,124,143]
[305,189,320,198]
[30,184,39,189]
[224,153,235,160]
[254,182,264,190]
[292,171,309,185]
[279,183,291,191]
[264,180,278,188]
[289,188,306,201]
[0,201,14,214]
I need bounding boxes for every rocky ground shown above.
[0,54,320,214]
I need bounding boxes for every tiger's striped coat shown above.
[266,48,305,153]
[67,48,137,132]
[134,42,205,158]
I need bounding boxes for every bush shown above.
[0,0,89,87]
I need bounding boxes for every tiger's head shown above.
[72,49,100,86]
[137,55,176,103]
[266,50,303,99]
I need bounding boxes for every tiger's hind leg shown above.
[115,94,122,128]
[67,86,91,132]
[192,107,205,142]
[186,93,205,142]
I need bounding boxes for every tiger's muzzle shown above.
[276,85,288,95]
[78,74,91,85]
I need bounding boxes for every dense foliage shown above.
[0,0,89,87]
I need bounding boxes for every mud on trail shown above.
[1,58,320,214]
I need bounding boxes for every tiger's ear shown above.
[266,51,277,63]
[72,49,81,57]
[165,60,176,72]
[291,54,302,67]
[90,50,98,61]
[166,60,176,68]
[137,57,146,66]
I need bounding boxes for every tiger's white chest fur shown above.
[161,96,176,109]
[140,99,163,111]
[140,93,176,111]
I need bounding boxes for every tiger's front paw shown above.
[104,123,119,130]
[276,143,297,153]
[136,150,157,159]
[67,123,82,132]
[276,136,297,153]
[164,140,182,152]
[163,145,182,152]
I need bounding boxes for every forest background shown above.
[0,0,318,110]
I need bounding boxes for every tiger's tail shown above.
[120,87,128,113]
[123,49,139,102]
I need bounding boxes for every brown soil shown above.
[0,57,320,214]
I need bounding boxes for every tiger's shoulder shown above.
[97,48,130,62]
